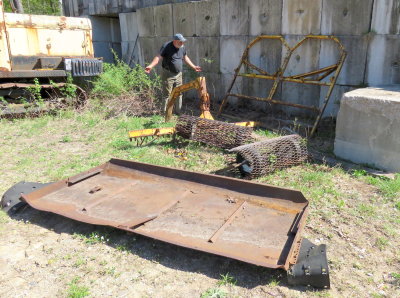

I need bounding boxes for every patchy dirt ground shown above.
[0,112,399,298]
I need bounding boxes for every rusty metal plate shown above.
[22,159,309,270]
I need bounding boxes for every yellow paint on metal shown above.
[128,127,176,139]
[0,8,94,62]
[0,1,11,71]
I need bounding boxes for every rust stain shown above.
[22,158,309,270]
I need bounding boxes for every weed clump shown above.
[91,57,161,117]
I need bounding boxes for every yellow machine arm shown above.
[165,76,213,122]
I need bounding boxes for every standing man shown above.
[145,33,202,114]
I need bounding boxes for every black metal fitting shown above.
[287,238,330,289]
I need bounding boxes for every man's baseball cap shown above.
[173,33,187,42]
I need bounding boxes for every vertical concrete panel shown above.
[173,2,196,37]
[154,4,173,37]
[120,12,138,42]
[366,35,400,86]
[220,0,249,36]
[195,0,220,37]
[196,37,220,73]
[203,72,224,102]
[283,36,320,77]
[321,0,374,35]
[371,0,400,34]
[137,6,155,37]
[319,36,368,85]
[248,38,282,76]
[249,0,282,35]
[222,74,243,105]
[281,36,321,115]
[139,37,157,66]
[182,37,199,67]
[220,36,248,74]
[319,85,354,117]
[282,0,322,35]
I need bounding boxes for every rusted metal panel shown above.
[22,158,309,270]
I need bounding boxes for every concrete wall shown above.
[133,0,399,117]
[90,16,121,63]
[64,0,400,118]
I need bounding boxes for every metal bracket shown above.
[1,181,51,214]
[287,238,330,289]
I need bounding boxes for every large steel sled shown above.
[2,158,330,288]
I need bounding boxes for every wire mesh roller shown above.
[229,135,308,178]
[175,115,253,149]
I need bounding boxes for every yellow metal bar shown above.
[128,127,176,139]
[238,73,332,86]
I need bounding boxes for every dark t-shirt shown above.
[160,41,187,74]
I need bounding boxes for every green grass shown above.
[201,288,227,298]
[217,273,236,286]
[67,277,90,298]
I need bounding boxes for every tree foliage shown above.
[4,0,62,16]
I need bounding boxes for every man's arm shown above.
[145,55,162,73]
[184,55,202,72]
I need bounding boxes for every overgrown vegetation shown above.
[90,57,162,117]
[4,0,62,15]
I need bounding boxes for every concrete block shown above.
[181,37,199,66]
[121,41,140,66]
[281,82,320,116]
[203,72,224,103]
[119,12,138,42]
[220,37,248,74]
[90,16,121,42]
[222,74,244,106]
[371,0,400,34]
[319,36,368,85]
[173,2,196,37]
[137,6,155,37]
[139,37,157,66]
[220,0,249,36]
[334,86,400,172]
[93,41,121,63]
[196,37,220,73]
[249,0,282,35]
[283,36,321,78]
[366,35,400,86]
[247,37,282,76]
[195,0,220,37]
[282,0,322,35]
[154,4,173,37]
[319,85,354,118]
[321,0,374,35]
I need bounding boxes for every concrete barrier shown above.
[195,0,220,37]
[371,0,400,34]
[249,0,282,35]
[334,86,400,172]
[282,0,322,35]
[173,2,196,37]
[154,4,173,37]
[220,0,249,36]
[321,0,374,35]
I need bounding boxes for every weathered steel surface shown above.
[22,158,309,270]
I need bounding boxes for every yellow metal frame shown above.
[218,35,347,138]
[165,76,214,122]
